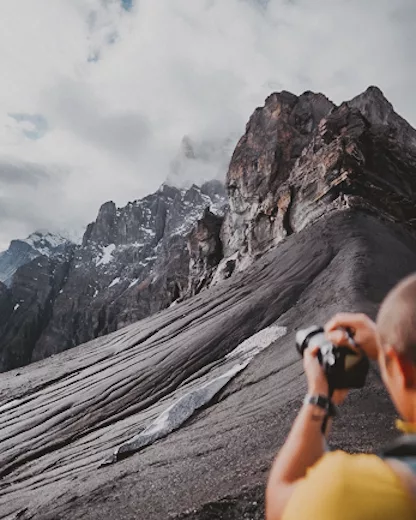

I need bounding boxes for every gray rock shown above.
[0,181,227,371]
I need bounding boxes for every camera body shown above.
[296,326,369,390]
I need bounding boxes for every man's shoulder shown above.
[305,450,403,499]
[283,451,415,520]
[312,450,383,476]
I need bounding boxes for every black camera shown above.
[296,326,369,390]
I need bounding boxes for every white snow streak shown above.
[108,277,121,288]
[226,325,287,362]
[96,244,116,266]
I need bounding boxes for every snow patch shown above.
[226,325,287,362]
[105,361,248,465]
[128,279,139,288]
[96,244,116,266]
[109,277,121,288]
[105,325,287,466]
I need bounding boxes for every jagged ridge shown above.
[0,181,226,371]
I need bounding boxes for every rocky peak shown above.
[348,86,416,149]
[82,181,226,251]
[186,87,416,288]
[223,90,335,259]
[0,231,71,287]
[348,86,394,125]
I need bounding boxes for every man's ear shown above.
[388,347,416,389]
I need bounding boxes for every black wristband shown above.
[304,394,337,417]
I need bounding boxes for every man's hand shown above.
[303,346,348,405]
[303,345,329,396]
[324,312,379,360]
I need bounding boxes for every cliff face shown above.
[188,87,416,285]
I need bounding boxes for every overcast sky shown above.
[0,0,414,249]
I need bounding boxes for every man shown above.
[266,274,416,520]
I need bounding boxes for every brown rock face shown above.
[222,91,335,259]
[213,86,416,278]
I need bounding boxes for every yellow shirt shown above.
[282,451,416,520]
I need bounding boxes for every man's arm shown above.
[266,346,332,520]
[266,313,378,519]
[265,399,329,520]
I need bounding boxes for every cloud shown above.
[40,79,151,160]
[0,160,74,248]
[8,114,48,140]
[0,160,50,186]
[0,0,414,249]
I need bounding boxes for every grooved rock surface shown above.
[1,212,416,520]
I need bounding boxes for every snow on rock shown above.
[108,277,121,288]
[96,244,116,266]
[226,325,287,361]
[105,324,287,465]
[0,231,72,287]
[105,361,249,465]
[24,231,69,256]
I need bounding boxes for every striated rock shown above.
[222,91,335,260]
[286,89,416,234]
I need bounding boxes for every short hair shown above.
[377,274,416,363]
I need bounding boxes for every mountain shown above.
[0,181,227,371]
[0,231,71,286]
[1,86,416,519]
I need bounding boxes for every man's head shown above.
[376,274,416,423]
